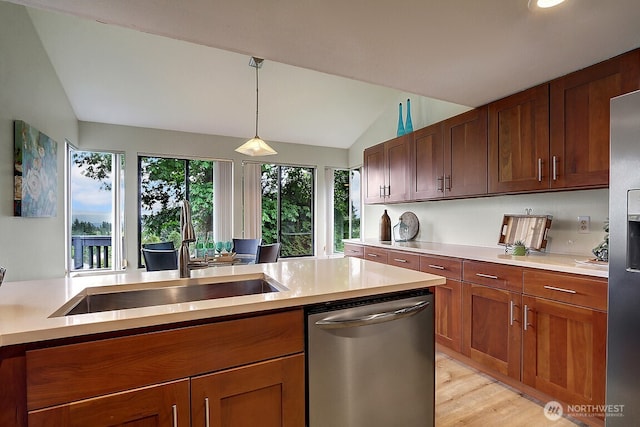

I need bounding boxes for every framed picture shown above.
[14,120,57,217]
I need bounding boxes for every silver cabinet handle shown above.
[205,397,210,427]
[367,253,379,258]
[510,300,514,326]
[552,155,558,181]
[524,304,531,331]
[538,158,543,182]
[172,404,178,427]
[445,175,452,191]
[379,185,384,197]
[393,258,408,263]
[476,273,498,280]
[437,176,444,192]
[543,285,577,294]
[427,264,445,270]
[315,301,430,329]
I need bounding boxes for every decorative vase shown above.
[396,103,405,137]
[405,98,413,133]
[380,209,391,242]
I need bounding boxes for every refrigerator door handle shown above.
[315,301,430,329]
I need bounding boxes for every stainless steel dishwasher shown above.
[306,289,434,427]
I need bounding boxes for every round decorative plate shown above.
[399,211,419,241]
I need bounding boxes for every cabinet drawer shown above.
[420,255,462,280]
[343,243,364,258]
[364,246,388,264]
[463,260,523,292]
[387,250,420,271]
[523,270,607,311]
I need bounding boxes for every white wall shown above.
[78,121,348,271]
[0,2,78,282]
[364,189,609,256]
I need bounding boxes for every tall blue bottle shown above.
[405,98,413,133]
[397,103,405,137]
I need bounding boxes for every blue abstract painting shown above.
[14,120,57,217]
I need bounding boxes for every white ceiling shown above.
[9,0,640,149]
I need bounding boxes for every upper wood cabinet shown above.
[363,134,412,204]
[488,84,550,193]
[550,49,640,189]
[442,107,488,198]
[411,108,488,201]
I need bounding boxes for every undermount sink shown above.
[52,276,282,317]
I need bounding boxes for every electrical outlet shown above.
[578,216,590,234]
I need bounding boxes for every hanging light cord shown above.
[254,62,260,138]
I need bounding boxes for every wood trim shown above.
[26,309,303,410]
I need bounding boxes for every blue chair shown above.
[232,238,261,256]
[141,242,178,271]
[256,243,281,264]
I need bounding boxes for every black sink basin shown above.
[61,279,280,316]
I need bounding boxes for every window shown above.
[261,164,315,257]
[67,145,125,274]
[137,155,232,267]
[331,168,361,253]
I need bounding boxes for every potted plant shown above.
[512,240,527,256]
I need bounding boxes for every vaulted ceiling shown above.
[8,0,640,149]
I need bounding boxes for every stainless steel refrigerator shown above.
[607,89,640,426]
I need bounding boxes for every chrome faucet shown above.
[178,200,196,278]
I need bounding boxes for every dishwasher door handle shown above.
[314,300,430,329]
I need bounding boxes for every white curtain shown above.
[214,160,233,241]
[325,167,335,257]
[242,162,263,239]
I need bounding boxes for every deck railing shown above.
[71,235,112,269]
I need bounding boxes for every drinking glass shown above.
[224,241,233,253]
[215,241,224,255]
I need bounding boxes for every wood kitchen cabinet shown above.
[410,108,488,200]
[343,242,364,258]
[191,354,304,427]
[488,84,550,193]
[462,283,522,380]
[363,134,411,204]
[24,310,304,427]
[420,254,463,352]
[549,49,640,189]
[363,245,389,264]
[522,270,607,410]
[28,379,190,427]
[441,107,488,198]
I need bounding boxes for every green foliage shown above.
[71,218,111,235]
[73,152,113,191]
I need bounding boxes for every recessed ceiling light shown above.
[528,0,566,9]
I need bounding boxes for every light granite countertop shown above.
[0,257,445,347]
[344,239,608,279]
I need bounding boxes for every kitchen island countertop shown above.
[0,257,445,347]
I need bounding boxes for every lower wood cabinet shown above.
[191,354,305,427]
[433,279,462,353]
[522,296,607,409]
[343,243,364,258]
[28,379,191,427]
[462,283,522,381]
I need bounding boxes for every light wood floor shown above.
[436,352,585,426]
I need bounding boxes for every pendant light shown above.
[235,57,277,156]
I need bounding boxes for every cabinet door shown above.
[443,107,488,198]
[343,243,364,258]
[363,246,388,264]
[363,143,386,203]
[387,249,420,270]
[28,379,190,427]
[488,84,550,193]
[412,123,444,200]
[385,134,412,203]
[522,296,606,409]
[550,49,640,189]
[191,354,304,427]
[462,284,521,380]
[434,279,463,353]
